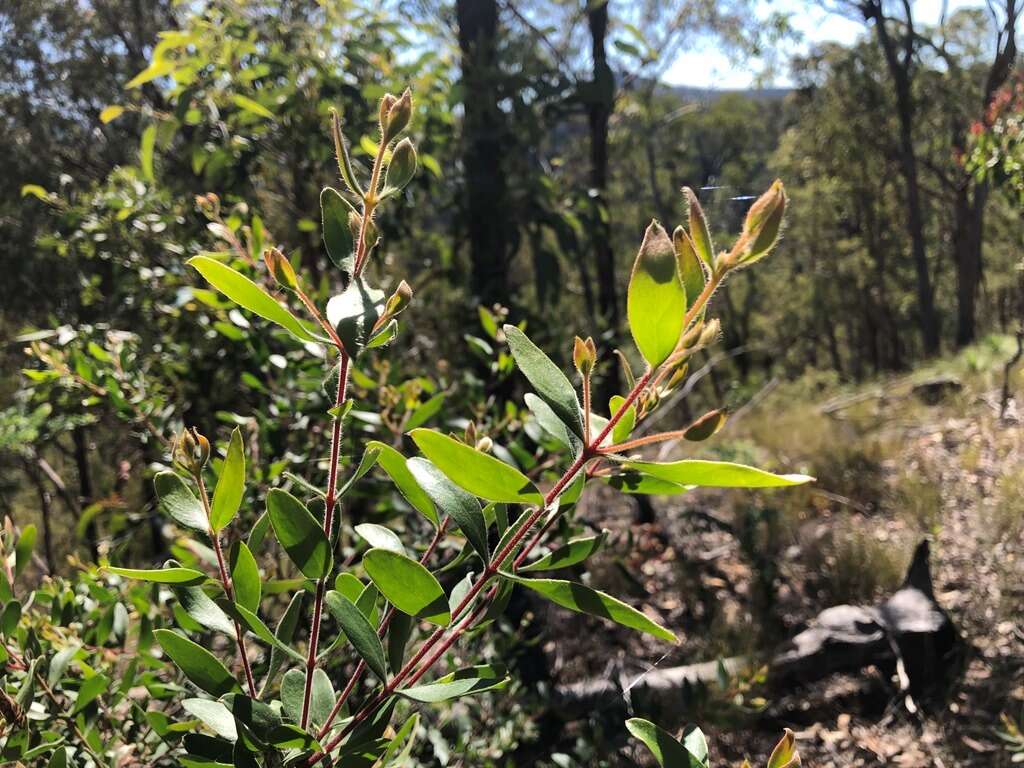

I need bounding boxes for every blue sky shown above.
[663,0,980,88]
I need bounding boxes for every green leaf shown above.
[406,457,489,562]
[525,393,582,456]
[674,226,706,319]
[354,524,405,555]
[266,489,332,579]
[232,603,304,662]
[500,573,675,642]
[766,728,798,768]
[309,668,336,728]
[405,393,445,431]
[609,396,637,445]
[337,445,383,498]
[625,718,706,768]
[47,645,79,688]
[188,256,322,344]
[369,441,438,526]
[397,664,509,702]
[280,669,304,723]
[321,187,355,273]
[628,221,686,367]
[0,600,19,637]
[14,525,36,578]
[410,429,542,505]
[262,591,304,693]
[182,698,237,741]
[232,94,273,119]
[520,530,608,572]
[106,566,207,585]
[20,184,48,201]
[503,326,583,439]
[71,673,110,715]
[210,428,245,532]
[685,188,715,270]
[606,472,692,495]
[624,459,813,488]
[174,586,236,635]
[140,124,156,182]
[387,612,413,675]
[154,629,240,696]
[326,278,386,351]
[155,471,208,532]
[229,542,260,612]
[100,105,125,124]
[126,59,174,88]
[248,511,270,550]
[47,747,68,768]
[325,592,388,681]
[363,549,450,626]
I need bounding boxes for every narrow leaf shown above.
[525,393,582,456]
[321,187,355,274]
[369,441,437,526]
[174,586,236,635]
[624,459,813,488]
[520,530,608,572]
[229,541,260,612]
[106,566,207,585]
[71,673,110,715]
[626,718,705,768]
[210,428,245,531]
[325,592,388,681]
[154,471,208,532]
[266,489,332,579]
[397,664,509,703]
[500,573,675,642]
[154,629,240,696]
[189,256,322,344]
[406,457,489,562]
[410,429,541,505]
[503,325,584,438]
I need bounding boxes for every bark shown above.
[72,427,98,559]
[457,0,511,307]
[586,0,621,401]
[862,0,941,355]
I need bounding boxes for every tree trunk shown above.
[953,182,987,346]
[586,0,621,401]
[864,1,941,355]
[72,427,98,559]
[457,0,511,307]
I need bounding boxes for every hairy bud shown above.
[385,138,417,191]
[381,88,412,143]
[195,193,220,220]
[263,247,299,291]
[384,280,413,318]
[736,180,786,266]
[573,336,597,377]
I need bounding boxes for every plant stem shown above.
[194,473,258,698]
[311,262,724,762]
[582,372,592,444]
[299,349,350,729]
[315,517,450,741]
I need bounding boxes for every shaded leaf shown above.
[321,187,355,274]
[155,471,208,532]
[369,441,437,526]
[397,664,509,702]
[503,325,584,438]
[520,530,608,572]
[325,592,388,681]
[406,457,489,562]
[229,541,260,612]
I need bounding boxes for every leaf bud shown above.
[378,93,398,128]
[464,421,478,446]
[195,193,220,220]
[385,138,417,191]
[381,88,412,143]
[384,280,413,318]
[263,247,299,291]
[737,180,786,266]
[666,361,689,390]
[683,408,727,441]
[573,336,597,377]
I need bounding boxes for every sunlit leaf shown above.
[406,457,489,562]
[106,566,207,585]
[397,664,509,702]
[266,489,332,579]
[504,326,583,439]
[369,441,438,527]
[154,629,240,696]
[363,549,450,626]
[410,429,542,505]
[210,428,244,532]
[624,459,813,488]
[628,221,686,367]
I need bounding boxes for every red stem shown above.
[309,368,655,763]
[299,350,350,729]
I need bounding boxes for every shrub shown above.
[1,89,807,767]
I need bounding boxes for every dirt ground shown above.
[531,369,1024,766]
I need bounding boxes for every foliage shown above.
[1,79,808,764]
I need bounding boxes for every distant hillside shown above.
[664,84,792,102]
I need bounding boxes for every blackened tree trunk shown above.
[862,0,941,356]
[586,0,621,400]
[72,427,98,559]
[457,0,512,307]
